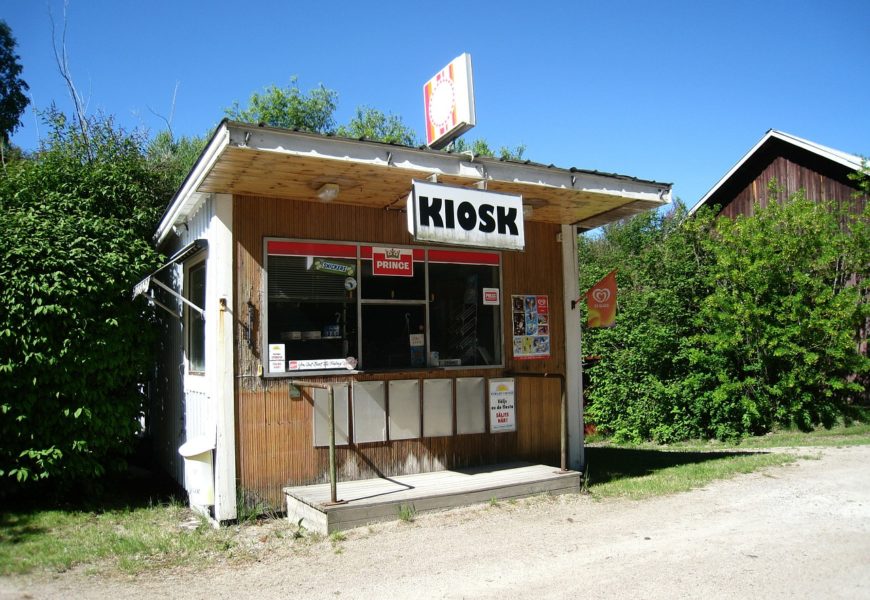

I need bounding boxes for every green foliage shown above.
[146,130,208,191]
[0,20,29,143]
[397,503,417,522]
[336,106,417,146]
[226,78,532,155]
[452,136,526,160]
[581,202,715,443]
[690,192,869,437]
[225,77,338,133]
[0,109,173,491]
[848,158,870,199]
[582,187,869,443]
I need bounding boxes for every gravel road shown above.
[3,445,869,599]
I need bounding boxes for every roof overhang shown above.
[155,121,672,245]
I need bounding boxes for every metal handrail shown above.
[289,380,346,505]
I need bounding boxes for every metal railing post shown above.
[327,383,338,504]
[289,380,346,505]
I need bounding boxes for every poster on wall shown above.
[511,295,550,360]
[489,378,516,433]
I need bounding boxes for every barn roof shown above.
[689,129,865,216]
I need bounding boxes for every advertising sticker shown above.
[372,247,414,277]
[269,343,286,373]
[489,378,516,433]
[511,295,550,360]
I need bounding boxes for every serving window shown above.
[264,239,502,374]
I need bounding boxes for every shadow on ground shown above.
[585,446,767,486]
[0,441,183,548]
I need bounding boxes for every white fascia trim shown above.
[772,130,865,171]
[155,125,231,247]
[227,124,672,206]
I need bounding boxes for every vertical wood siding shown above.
[720,155,865,219]
[234,196,566,506]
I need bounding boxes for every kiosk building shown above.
[140,120,671,522]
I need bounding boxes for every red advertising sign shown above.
[372,247,414,277]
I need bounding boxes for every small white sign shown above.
[408,180,525,251]
[483,288,500,305]
[269,343,285,373]
[409,333,425,347]
[489,378,516,433]
[288,358,355,371]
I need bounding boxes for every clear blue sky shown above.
[5,0,870,208]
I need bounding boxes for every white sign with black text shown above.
[408,180,525,251]
[269,344,286,373]
[488,378,516,433]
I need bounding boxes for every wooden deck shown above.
[284,462,581,534]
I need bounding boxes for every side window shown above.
[187,260,206,373]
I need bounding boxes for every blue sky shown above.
[5,0,870,208]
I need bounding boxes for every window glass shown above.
[360,259,425,300]
[266,250,358,372]
[264,240,501,373]
[428,262,501,366]
[361,304,426,370]
[188,261,206,372]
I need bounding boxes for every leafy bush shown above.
[688,191,869,437]
[581,191,869,442]
[580,203,715,442]
[0,110,174,490]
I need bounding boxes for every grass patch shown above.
[0,496,239,576]
[585,416,870,499]
[586,447,795,499]
[397,503,417,523]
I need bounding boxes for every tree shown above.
[689,189,869,437]
[336,106,417,146]
[452,137,526,161]
[0,20,29,161]
[147,129,208,191]
[579,203,716,442]
[0,109,173,491]
[225,77,338,133]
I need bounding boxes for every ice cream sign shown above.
[424,53,476,149]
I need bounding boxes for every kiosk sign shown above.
[408,180,525,250]
[489,378,516,433]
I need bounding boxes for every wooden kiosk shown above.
[140,120,671,523]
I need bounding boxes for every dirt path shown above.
[4,445,869,599]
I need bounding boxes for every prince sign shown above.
[407,180,525,251]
